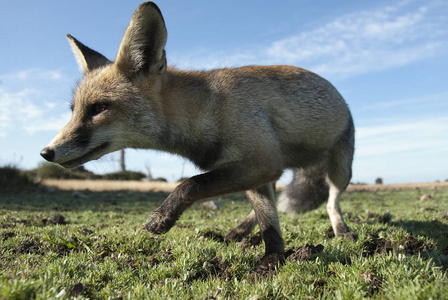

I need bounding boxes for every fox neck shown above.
[133,67,220,168]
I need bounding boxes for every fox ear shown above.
[67,34,111,73]
[115,2,167,78]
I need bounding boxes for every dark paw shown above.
[143,210,176,234]
[224,230,246,243]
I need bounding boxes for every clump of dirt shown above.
[78,226,94,235]
[69,282,84,297]
[201,230,225,243]
[147,248,173,266]
[69,282,94,298]
[326,227,336,238]
[249,244,325,282]
[186,257,232,282]
[238,232,262,249]
[96,244,112,259]
[0,223,16,229]
[286,244,325,262]
[1,231,15,241]
[56,242,71,255]
[17,238,44,255]
[400,235,434,255]
[28,214,68,226]
[363,234,434,256]
[361,272,383,296]
[363,235,393,256]
[366,212,393,224]
[248,253,284,282]
[46,214,67,225]
[123,258,140,269]
[148,255,160,266]
[310,278,327,294]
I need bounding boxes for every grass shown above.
[1,186,447,299]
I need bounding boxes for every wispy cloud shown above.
[171,1,446,77]
[360,92,448,111]
[356,116,448,157]
[0,69,72,136]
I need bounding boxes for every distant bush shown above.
[0,165,38,191]
[375,177,383,185]
[28,162,153,181]
[350,182,368,185]
[153,177,168,182]
[102,171,146,181]
[28,162,98,180]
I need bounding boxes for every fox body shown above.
[41,2,355,264]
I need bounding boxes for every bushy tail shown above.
[277,167,329,214]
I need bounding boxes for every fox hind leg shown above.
[226,182,284,255]
[225,209,258,242]
[245,182,284,257]
[326,117,355,238]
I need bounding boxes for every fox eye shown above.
[92,103,108,115]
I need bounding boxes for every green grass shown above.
[1,187,447,299]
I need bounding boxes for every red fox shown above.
[41,2,355,267]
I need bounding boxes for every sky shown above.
[0,0,447,185]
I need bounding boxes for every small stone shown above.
[72,191,87,199]
[202,201,222,210]
[420,194,432,201]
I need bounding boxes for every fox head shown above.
[41,2,168,168]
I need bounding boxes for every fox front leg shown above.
[144,166,282,236]
[143,178,201,234]
[144,167,253,234]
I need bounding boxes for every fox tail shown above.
[277,167,329,214]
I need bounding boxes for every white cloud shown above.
[171,1,446,77]
[355,116,448,157]
[353,111,448,183]
[360,92,448,111]
[0,69,73,136]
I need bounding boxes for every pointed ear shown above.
[67,34,111,73]
[115,2,167,78]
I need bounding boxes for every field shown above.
[1,181,448,299]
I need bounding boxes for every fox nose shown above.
[40,147,55,162]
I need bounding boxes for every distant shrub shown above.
[29,162,69,179]
[375,177,383,185]
[351,182,368,185]
[102,171,146,181]
[29,162,97,180]
[153,177,168,182]
[0,165,38,191]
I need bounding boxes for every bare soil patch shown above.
[41,179,178,192]
[362,234,435,256]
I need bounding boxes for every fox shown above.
[41,2,355,267]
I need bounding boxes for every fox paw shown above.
[143,209,176,234]
[224,229,247,243]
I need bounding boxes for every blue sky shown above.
[0,0,447,184]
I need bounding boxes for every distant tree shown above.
[375,177,383,185]
[120,150,126,172]
[145,162,153,181]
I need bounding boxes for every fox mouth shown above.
[59,142,110,169]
